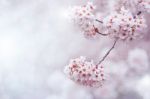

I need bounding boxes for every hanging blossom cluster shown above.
[70,2,148,40]
[137,0,150,13]
[70,2,98,37]
[64,1,149,88]
[64,56,105,87]
[103,7,147,41]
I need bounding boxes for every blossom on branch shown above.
[70,2,98,38]
[103,7,147,41]
[64,56,105,87]
[65,1,149,88]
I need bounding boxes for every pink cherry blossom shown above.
[70,2,98,38]
[103,7,147,41]
[64,56,105,87]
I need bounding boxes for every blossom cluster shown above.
[70,2,98,38]
[65,1,149,88]
[103,7,147,41]
[64,56,105,87]
[70,2,148,40]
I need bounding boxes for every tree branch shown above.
[96,31,109,36]
[137,11,142,15]
[134,11,142,18]
[93,25,109,36]
[97,38,118,65]
[95,19,103,23]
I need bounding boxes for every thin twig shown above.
[94,19,109,36]
[93,25,109,36]
[134,11,142,18]
[95,19,103,23]
[96,31,109,36]
[137,11,142,15]
[97,38,118,65]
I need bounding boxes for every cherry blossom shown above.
[103,7,147,41]
[70,2,98,38]
[65,1,149,90]
[64,56,105,87]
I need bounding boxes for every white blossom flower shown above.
[69,2,98,38]
[64,56,105,87]
[103,7,147,41]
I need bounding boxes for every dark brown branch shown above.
[96,31,109,36]
[95,19,103,23]
[137,11,142,15]
[134,11,142,18]
[97,38,118,65]
[93,25,109,36]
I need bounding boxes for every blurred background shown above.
[0,0,149,99]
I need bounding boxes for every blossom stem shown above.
[137,11,142,15]
[96,31,109,36]
[97,38,118,65]
[93,25,109,36]
[134,11,142,18]
[95,19,103,23]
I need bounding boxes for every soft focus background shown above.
[0,0,150,99]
